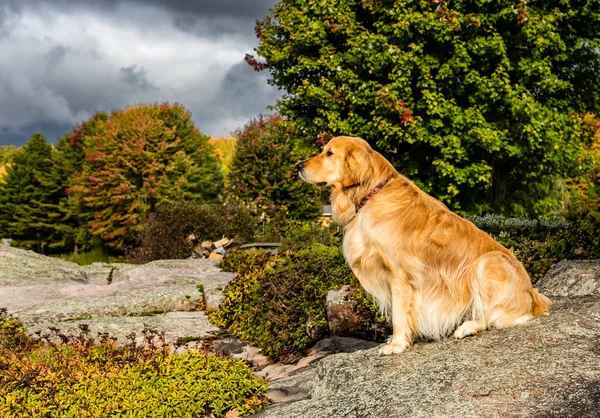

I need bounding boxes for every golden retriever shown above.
[297,136,551,355]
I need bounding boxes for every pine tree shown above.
[0,134,74,253]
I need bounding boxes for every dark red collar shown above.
[355,178,392,212]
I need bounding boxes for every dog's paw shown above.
[453,327,474,339]
[379,343,408,355]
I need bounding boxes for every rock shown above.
[536,259,600,298]
[208,252,224,260]
[0,245,235,344]
[326,285,364,334]
[203,288,224,310]
[213,246,227,256]
[258,336,379,405]
[257,263,600,417]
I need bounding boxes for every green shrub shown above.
[128,202,257,263]
[211,245,387,361]
[469,213,600,282]
[468,214,567,239]
[219,249,274,277]
[0,312,269,417]
[546,213,600,260]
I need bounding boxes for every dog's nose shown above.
[295,161,305,171]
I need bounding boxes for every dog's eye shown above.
[326,149,333,157]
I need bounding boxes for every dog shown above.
[296,136,551,355]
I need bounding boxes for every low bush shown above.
[469,213,600,281]
[0,309,269,417]
[128,202,257,263]
[211,245,388,361]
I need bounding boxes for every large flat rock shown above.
[0,245,234,343]
[257,259,600,417]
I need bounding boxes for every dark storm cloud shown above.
[0,0,281,146]
[4,0,277,19]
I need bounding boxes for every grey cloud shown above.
[119,65,158,92]
[0,0,281,145]
[197,59,281,135]
[46,43,69,66]
[4,0,277,19]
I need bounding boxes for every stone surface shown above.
[326,285,364,334]
[0,245,235,344]
[257,261,600,417]
[537,259,600,298]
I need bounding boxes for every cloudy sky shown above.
[0,0,280,146]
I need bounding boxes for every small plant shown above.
[0,311,269,417]
[211,245,388,361]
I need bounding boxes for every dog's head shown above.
[296,136,375,188]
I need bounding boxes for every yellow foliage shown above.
[0,164,7,179]
[209,137,237,179]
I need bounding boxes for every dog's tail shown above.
[530,288,552,316]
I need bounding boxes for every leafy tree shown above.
[52,112,110,253]
[227,114,323,223]
[0,134,74,253]
[209,137,237,181]
[70,103,223,249]
[251,0,600,215]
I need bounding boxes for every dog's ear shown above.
[343,146,373,187]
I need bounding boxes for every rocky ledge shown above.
[257,260,600,418]
[0,245,234,344]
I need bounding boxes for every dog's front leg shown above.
[380,275,415,355]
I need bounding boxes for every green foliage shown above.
[0,309,28,350]
[68,103,223,249]
[0,134,75,253]
[253,0,600,216]
[546,212,600,260]
[128,201,257,263]
[0,313,269,417]
[227,114,323,224]
[468,214,567,239]
[0,145,17,165]
[470,213,600,281]
[59,247,112,266]
[219,249,274,277]
[211,245,387,361]
[280,219,341,251]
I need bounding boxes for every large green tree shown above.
[0,134,74,253]
[69,103,223,249]
[227,114,323,222]
[251,0,600,215]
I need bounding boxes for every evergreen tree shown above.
[0,134,74,253]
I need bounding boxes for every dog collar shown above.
[355,178,391,212]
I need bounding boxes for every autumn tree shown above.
[0,134,74,253]
[227,114,323,222]
[69,103,223,249]
[251,0,600,215]
[54,112,109,252]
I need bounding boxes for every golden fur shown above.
[297,136,551,354]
